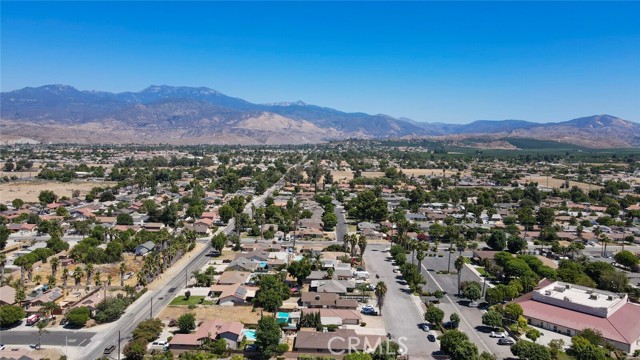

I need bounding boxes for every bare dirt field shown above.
[400,168,471,177]
[158,305,261,324]
[0,180,117,202]
[524,176,601,190]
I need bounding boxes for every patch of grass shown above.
[475,267,487,276]
[169,296,214,306]
[557,352,576,360]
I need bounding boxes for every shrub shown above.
[95,297,130,323]
[65,306,91,327]
[132,318,164,342]
[177,313,196,333]
[0,305,26,326]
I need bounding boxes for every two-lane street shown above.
[364,244,441,358]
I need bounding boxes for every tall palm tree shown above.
[85,263,94,286]
[34,274,42,285]
[417,248,426,270]
[25,263,33,282]
[94,269,102,286]
[454,256,466,296]
[47,275,56,287]
[349,235,358,257]
[358,235,368,257]
[343,234,350,251]
[50,257,59,279]
[73,267,83,286]
[119,262,126,288]
[62,267,69,288]
[107,274,113,286]
[37,321,48,349]
[0,254,6,284]
[375,281,388,316]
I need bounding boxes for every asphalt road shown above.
[419,251,514,359]
[0,330,96,347]
[334,202,348,244]
[83,180,285,359]
[364,244,441,358]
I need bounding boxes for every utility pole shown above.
[118,330,121,360]
[150,297,153,319]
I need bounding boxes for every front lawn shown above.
[169,296,214,306]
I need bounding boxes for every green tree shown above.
[482,310,503,330]
[439,330,469,355]
[116,213,134,225]
[462,281,482,303]
[321,211,337,230]
[570,336,606,360]
[487,230,507,251]
[123,339,147,360]
[210,233,227,253]
[526,328,542,343]
[511,340,552,360]
[375,281,388,316]
[454,256,466,295]
[424,305,444,325]
[218,204,235,223]
[255,316,281,359]
[177,313,196,334]
[287,258,312,286]
[0,305,26,326]
[65,306,91,327]
[38,190,58,204]
[614,250,639,268]
[450,340,478,360]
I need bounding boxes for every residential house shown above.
[300,292,358,309]
[310,280,355,295]
[169,319,244,350]
[209,283,258,306]
[0,285,16,305]
[226,258,259,273]
[134,241,156,256]
[217,271,252,285]
[294,328,385,353]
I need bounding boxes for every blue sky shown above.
[1,1,639,123]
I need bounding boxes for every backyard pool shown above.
[276,312,290,323]
[243,329,257,341]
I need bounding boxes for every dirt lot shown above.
[158,305,261,324]
[400,168,471,178]
[525,176,601,190]
[0,180,117,203]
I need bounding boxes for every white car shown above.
[490,331,507,338]
[152,341,169,350]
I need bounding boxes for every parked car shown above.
[0,344,5,351]
[420,323,429,331]
[104,345,116,354]
[152,341,169,350]
[427,334,436,342]
[29,344,41,350]
[443,321,459,329]
[498,338,516,345]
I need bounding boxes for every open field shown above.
[524,176,602,190]
[159,305,261,324]
[0,180,117,202]
[400,168,471,177]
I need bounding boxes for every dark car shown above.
[104,345,116,354]
[427,334,436,342]
[443,321,459,329]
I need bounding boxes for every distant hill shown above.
[1,85,637,147]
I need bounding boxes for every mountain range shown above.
[1,84,638,148]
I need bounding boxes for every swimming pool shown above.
[244,329,257,341]
[276,312,290,323]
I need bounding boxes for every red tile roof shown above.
[516,294,640,345]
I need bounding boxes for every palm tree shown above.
[107,274,112,286]
[94,269,102,286]
[62,267,69,288]
[119,262,126,288]
[416,247,426,270]
[73,267,83,286]
[343,234,350,251]
[47,275,56,287]
[25,263,33,282]
[375,281,388,315]
[0,254,6,284]
[37,321,48,349]
[50,257,59,279]
[358,235,368,257]
[349,235,358,257]
[41,301,60,319]
[34,274,42,285]
[454,256,466,296]
[85,263,94,286]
